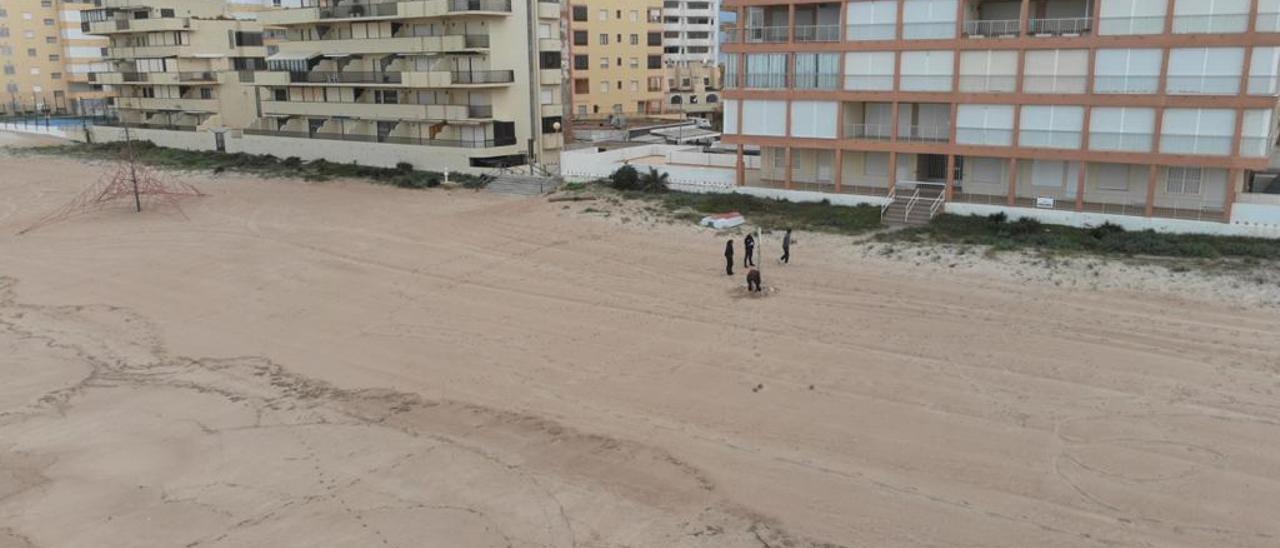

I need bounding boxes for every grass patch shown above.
[648,192,883,235]
[880,213,1280,260]
[17,140,490,189]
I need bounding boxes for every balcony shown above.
[957,74,1017,93]
[179,71,217,82]
[1173,13,1249,34]
[260,0,511,26]
[1028,17,1092,36]
[1098,15,1166,35]
[794,25,840,42]
[743,73,788,89]
[846,22,896,41]
[451,70,515,85]
[243,128,517,149]
[261,100,476,122]
[541,103,562,117]
[1021,74,1088,94]
[289,71,405,84]
[1019,129,1083,150]
[843,123,893,141]
[86,16,189,35]
[538,37,561,51]
[1088,131,1154,152]
[742,26,789,42]
[1093,75,1160,94]
[963,19,1019,37]
[793,72,840,90]
[115,97,219,113]
[955,128,1013,146]
[537,1,560,19]
[1165,75,1242,96]
[106,45,192,59]
[899,125,951,143]
[273,34,478,57]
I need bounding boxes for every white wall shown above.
[948,202,1280,238]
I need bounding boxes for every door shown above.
[214,131,225,152]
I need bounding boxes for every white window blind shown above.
[902,0,958,39]
[794,53,840,89]
[1166,47,1244,95]
[955,104,1015,146]
[865,152,889,176]
[1019,105,1084,149]
[966,157,1005,184]
[845,51,895,90]
[723,99,739,134]
[1099,0,1167,35]
[899,50,953,91]
[742,100,787,136]
[1261,0,1280,32]
[1248,47,1280,95]
[1173,0,1249,34]
[1089,107,1155,152]
[1160,108,1236,156]
[1093,49,1162,94]
[1094,163,1135,191]
[790,101,839,139]
[847,0,898,40]
[745,53,788,88]
[1240,109,1273,158]
[1023,49,1088,94]
[1166,167,1203,194]
[959,50,1018,92]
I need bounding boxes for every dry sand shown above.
[2,132,1280,547]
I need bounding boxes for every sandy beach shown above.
[2,132,1280,548]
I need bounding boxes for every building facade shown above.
[721,0,1280,224]
[1,0,109,115]
[566,0,666,118]
[248,0,564,171]
[85,0,267,132]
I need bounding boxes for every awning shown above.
[267,51,319,62]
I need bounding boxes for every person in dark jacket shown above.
[724,240,734,276]
[746,268,762,293]
[743,233,756,267]
[780,228,792,264]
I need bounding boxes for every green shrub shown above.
[609,165,640,191]
[638,167,670,193]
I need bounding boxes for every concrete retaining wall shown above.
[949,202,1280,238]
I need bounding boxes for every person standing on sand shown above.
[743,233,756,268]
[780,228,792,264]
[724,240,735,276]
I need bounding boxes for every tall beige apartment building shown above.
[566,0,666,118]
[1,0,109,115]
[247,0,564,171]
[85,0,267,133]
[722,0,1280,227]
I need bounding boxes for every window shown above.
[598,9,607,21]
[629,10,638,22]
[573,55,588,70]
[629,57,638,68]
[959,50,1018,92]
[27,48,36,57]
[600,80,609,93]
[1166,167,1203,194]
[1094,163,1134,191]
[647,55,661,69]
[741,100,787,136]
[1099,0,1167,35]
[630,80,638,92]
[1023,49,1088,94]
[48,54,59,61]
[50,72,61,80]
[902,0,958,40]
[956,104,1016,146]
[1094,49,1162,94]
[723,99,739,134]
[647,32,661,46]
[746,53,788,88]
[1019,105,1085,149]
[539,51,561,69]
[1166,47,1245,95]
[1173,0,1249,34]
[572,5,587,21]
[629,34,638,45]
[1089,107,1156,152]
[848,0,898,40]
[574,78,589,94]
[542,116,561,134]
[572,30,588,46]
[794,52,840,89]
[600,57,608,68]
[43,18,54,26]
[45,36,56,44]
[200,88,213,99]
[900,50,954,91]
[789,101,838,138]
[1248,47,1280,95]
[1160,108,1236,155]
[599,33,608,45]
[844,51,895,90]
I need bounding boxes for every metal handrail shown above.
[794,24,840,42]
[928,190,946,219]
[881,187,896,218]
[903,187,922,222]
[964,19,1020,36]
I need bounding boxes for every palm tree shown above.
[639,167,670,193]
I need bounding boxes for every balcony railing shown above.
[1021,75,1088,93]
[243,128,517,148]
[1028,17,1091,35]
[1097,16,1166,35]
[467,104,493,118]
[1019,129,1083,149]
[98,120,198,132]
[1164,76,1242,95]
[963,19,1019,37]
[1173,13,1249,34]
[179,71,216,82]
[290,71,404,84]
[743,26,789,43]
[899,125,951,143]
[447,0,512,13]
[793,72,839,90]
[744,73,788,89]
[843,123,893,140]
[451,70,514,84]
[1093,75,1160,94]
[121,72,148,82]
[844,75,894,90]
[1088,131,1154,152]
[794,24,840,42]
[898,75,953,91]
[846,22,895,41]
[463,34,490,48]
[319,1,399,19]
